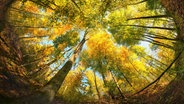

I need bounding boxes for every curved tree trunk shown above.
[159,0,184,103]
[0,0,31,100]
[161,0,184,81]
[0,0,14,31]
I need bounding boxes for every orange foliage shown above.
[50,24,72,40]
[24,1,39,13]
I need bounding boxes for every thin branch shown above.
[21,55,48,67]
[144,34,176,41]
[127,0,147,6]
[19,35,48,39]
[127,15,169,20]
[70,0,84,16]
[28,58,58,76]
[145,37,173,48]
[137,38,174,49]
[133,48,183,95]
[23,46,53,57]
[9,7,50,17]
[115,25,175,31]
[11,25,61,28]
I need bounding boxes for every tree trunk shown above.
[159,0,184,103]
[12,34,86,104]
[161,0,184,79]
[93,70,101,101]
[110,71,125,99]
[0,0,30,99]
[0,0,14,31]
[13,60,73,104]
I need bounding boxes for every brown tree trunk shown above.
[0,0,30,100]
[159,0,184,103]
[0,0,14,31]
[161,0,184,79]
[110,71,125,99]
[161,0,184,39]
[12,34,86,104]
[0,0,86,103]
[13,60,73,104]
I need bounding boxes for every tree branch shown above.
[19,35,48,39]
[137,38,174,49]
[9,7,50,17]
[127,15,169,20]
[127,0,148,6]
[70,0,84,16]
[115,25,175,31]
[144,34,176,41]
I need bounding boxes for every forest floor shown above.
[1,80,184,104]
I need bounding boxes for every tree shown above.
[158,0,184,103]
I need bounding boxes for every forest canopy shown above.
[0,0,184,104]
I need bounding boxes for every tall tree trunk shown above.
[93,70,101,101]
[161,0,184,79]
[0,0,14,31]
[13,34,86,104]
[0,0,23,73]
[14,60,73,104]
[159,0,184,103]
[110,71,125,99]
[0,0,30,100]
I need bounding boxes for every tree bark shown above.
[0,0,15,31]
[161,0,184,78]
[158,0,184,103]
[0,0,34,102]
[110,71,125,99]
[93,70,101,100]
